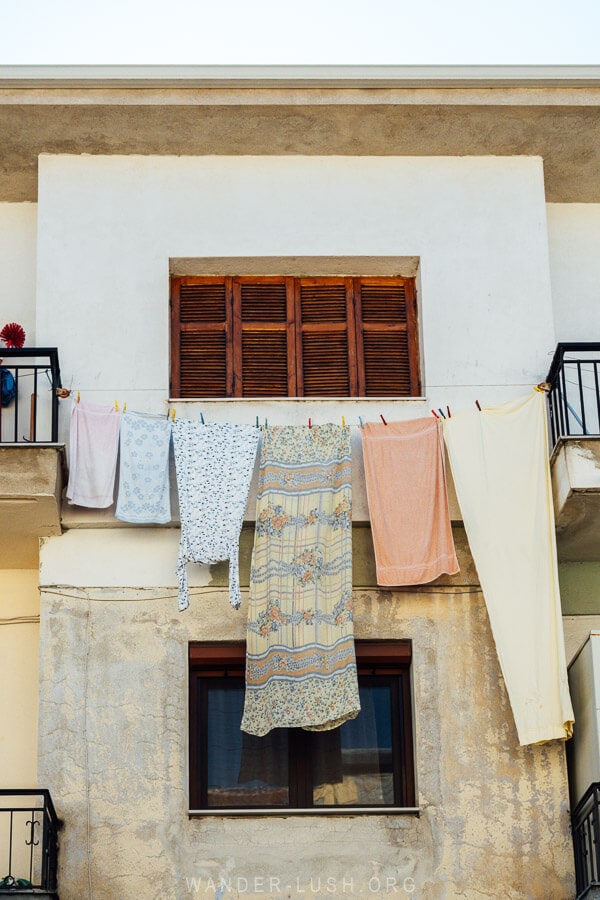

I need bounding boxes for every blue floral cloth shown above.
[115,411,172,524]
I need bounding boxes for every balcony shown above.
[572,782,600,899]
[547,343,600,561]
[0,791,60,899]
[0,349,65,543]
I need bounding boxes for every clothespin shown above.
[431,409,440,419]
[341,415,346,428]
[255,415,259,429]
[358,416,365,429]
[437,408,446,419]
[475,400,481,411]
[171,408,176,422]
[200,412,205,424]
[264,418,268,428]
[123,402,127,413]
[114,400,119,412]
[166,408,170,419]
[308,417,312,429]
[446,406,451,419]
[77,391,80,403]
[380,414,388,425]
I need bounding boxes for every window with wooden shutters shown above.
[170,276,419,398]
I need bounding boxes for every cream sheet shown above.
[443,391,574,746]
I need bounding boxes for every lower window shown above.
[189,641,415,813]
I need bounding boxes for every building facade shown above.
[2,66,600,899]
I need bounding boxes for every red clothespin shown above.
[308,417,312,429]
[431,409,440,419]
[475,400,481,411]
[380,414,387,425]
[446,406,451,418]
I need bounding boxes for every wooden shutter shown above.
[295,278,357,396]
[170,277,232,397]
[355,278,420,397]
[233,278,295,397]
[172,274,420,399]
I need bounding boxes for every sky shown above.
[0,0,598,66]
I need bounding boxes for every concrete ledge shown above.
[551,438,600,561]
[0,445,64,538]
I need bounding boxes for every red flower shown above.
[0,322,26,348]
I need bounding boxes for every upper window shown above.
[188,641,415,814]
[170,276,420,398]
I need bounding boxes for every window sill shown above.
[188,806,420,817]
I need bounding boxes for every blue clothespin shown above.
[358,416,365,429]
[200,412,205,424]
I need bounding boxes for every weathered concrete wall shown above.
[38,575,574,899]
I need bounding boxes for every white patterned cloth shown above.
[172,421,260,611]
[115,411,172,524]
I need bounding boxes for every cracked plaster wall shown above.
[38,584,574,899]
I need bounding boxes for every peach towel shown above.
[362,418,459,585]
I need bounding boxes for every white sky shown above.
[0,0,598,66]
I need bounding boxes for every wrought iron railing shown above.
[0,349,62,444]
[546,342,600,449]
[0,790,60,895]
[572,782,600,898]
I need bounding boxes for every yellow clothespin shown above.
[114,400,119,412]
[341,415,346,428]
[171,408,176,422]
[123,402,127,412]
[77,391,80,403]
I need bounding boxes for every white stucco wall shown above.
[547,203,600,342]
[36,154,555,430]
[0,203,37,343]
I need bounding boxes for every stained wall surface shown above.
[37,532,574,899]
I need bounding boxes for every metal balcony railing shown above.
[0,349,62,444]
[0,790,60,896]
[546,342,600,449]
[572,782,600,899]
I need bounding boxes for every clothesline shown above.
[62,391,574,745]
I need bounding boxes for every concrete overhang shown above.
[551,438,600,561]
[0,65,600,202]
[0,446,64,541]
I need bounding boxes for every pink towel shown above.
[362,418,458,585]
[66,400,121,508]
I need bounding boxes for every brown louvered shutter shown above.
[233,278,295,396]
[172,274,420,399]
[295,278,357,396]
[355,278,420,396]
[170,277,232,397]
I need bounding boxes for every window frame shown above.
[188,640,417,816]
[171,275,421,400]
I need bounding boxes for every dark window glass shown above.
[189,642,415,813]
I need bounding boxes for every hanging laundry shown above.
[172,421,259,611]
[241,423,360,737]
[66,399,121,508]
[443,391,574,746]
[361,417,459,585]
[115,411,172,524]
